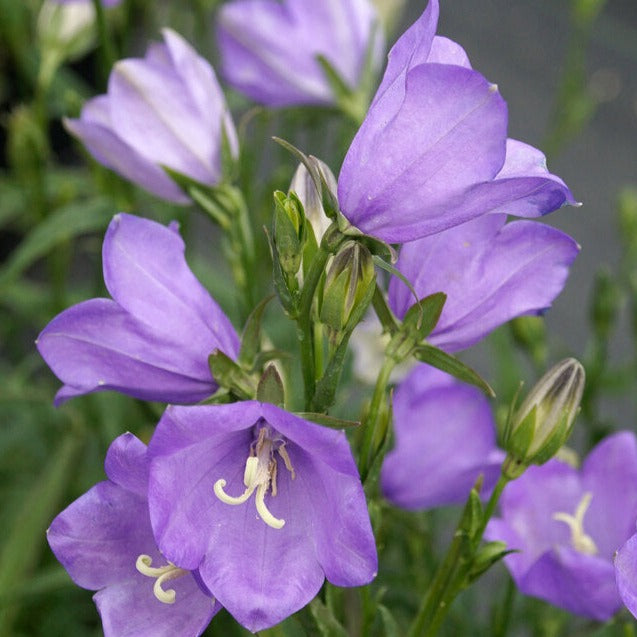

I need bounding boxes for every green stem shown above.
[358,354,396,479]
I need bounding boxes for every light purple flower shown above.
[338,0,577,243]
[36,213,239,405]
[47,433,219,637]
[216,0,383,107]
[65,29,237,202]
[388,214,579,352]
[381,365,503,510]
[148,401,377,632]
[615,529,637,619]
[486,432,637,620]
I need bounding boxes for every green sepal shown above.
[527,410,572,465]
[297,413,360,429]
[264,225,299,318]
[503,404,537,461]
[402,292,447,341]
[238,294,274,369]
[273,189,305,276]
[319,261,352,331]
[467,541,514,583]
[256,364,285,407]
[208,350,256,400]
[413,344,495,397]
[459,483,484,547]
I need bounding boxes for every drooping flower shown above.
[381,365,503,510]
[147,401,377,632]
[485,432,637,620]
[216,0,383,107]
[47,433,219,637]
[36,213,239,405]
[388,214,579,352]
[338,0,577,243]
[64,29,237,203]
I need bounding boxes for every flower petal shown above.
[615,533,637,619]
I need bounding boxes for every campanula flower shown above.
[338,0,577,243]
[216,0,383,107]
[148,401,377,632]
[65,29,237,202]
[381,365,503,510]
[615,529,637,620]
[486,432,637,620]
[388,214,579,352]
[48,433,219,637]
[36,214,239,405]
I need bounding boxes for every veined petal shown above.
[103,214,239,363]
[339,64,507,243]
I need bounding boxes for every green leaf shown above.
[402,292,447,340]
[0,197,114,289]
[413,345,495,397]
[208,350,256,400]
[468,541,514,582]
[309,597,349,637]
[256,364,285,407]
[378,604,401,637]
[239,295,275,369]
[296,413,360,429]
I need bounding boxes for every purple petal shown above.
[388,215,579,351]
[520,547,620,620]
[104,432,149,497]
[217,0,381,107]
[427,36,471,68]
[338,64,508,243]
[48,480,154,590]
[615,533,637,619]
[582,432,637,558]
[64,100,188,204]
[95,575,218,637]
[102,214,239,363]
[36,299,216,405]
[381,365,503,509]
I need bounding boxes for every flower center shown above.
[213,426,295,529]
[552,491,598,555]
[135,554,189,604]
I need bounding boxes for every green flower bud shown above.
[273,190,305,277]
[503,358,585,471]
[320,241,375,333]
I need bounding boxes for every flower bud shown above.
[504,358,585,469]
[273,190,305,277]
[320,241,375,333]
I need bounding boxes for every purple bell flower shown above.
[387,214,579,352]
[65,29,237,202]
[36,213,239,405]
[147,401,377,632]
[486,432,637,620]
[381,365,503,510]
[338,0,577,243]
[216,0,383,107]
[615,528,637,619]
[47,433,219,637]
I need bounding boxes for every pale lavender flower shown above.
[338,0,577,243]
[47,433,219,637]
[381,365,503,510]
[216,0,383,107]
[388,214,579,352]
[148,401,377,632]
[486,432,637,620]
[65,29,237,202]
[36,214,239,405]
[615,529,637,619]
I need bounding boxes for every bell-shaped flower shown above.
[47,433,220,637]
[147,401,377,632]
[615,527,637,620]
[388,214,579,352]
[64,29,237,203]
[338,0,577,243]
[36,213,239,405]
[216,0,383,107]
[381,365,503,510]
[485,432,637,620]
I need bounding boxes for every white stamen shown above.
[552,491,598,555]
[136,555,188,604]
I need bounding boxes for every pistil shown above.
[552,491,598,555]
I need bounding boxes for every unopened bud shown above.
[288,158,337,243]
[320,241,375,333]
[504,358,585,470]
[273,190,305,277]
